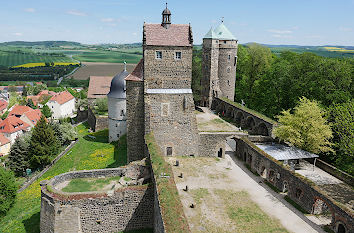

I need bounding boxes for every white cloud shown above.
[132,32,137,36]
[101,18,114,22]
[272,34,293,38]
[24,8,35,13]
[267,29,293,34]
[13,32,23,36]
[67,10,87,16]
[339,27,352,32]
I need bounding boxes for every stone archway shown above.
[337,223,346,233]
[260,166,267,179]
[282,181,289,193]
[244,117,256,132]
[226,106,233,118]
[235,111,244,127]
[256,123,269,136]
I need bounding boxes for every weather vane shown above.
[222,17,224,23]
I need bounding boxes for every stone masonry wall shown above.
[235,138,354,233]
[199,133,231,157]
[143,46,192,89]
[201,38,219,107]
[126,80,145,162]
[144,93,199,157]
[87,107,108,132]
[40,165,154,233]
[218,40,238,102]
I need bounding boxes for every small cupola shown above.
[162,3,171,29]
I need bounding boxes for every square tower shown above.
[201,22,238,107]
[142,6,200,157]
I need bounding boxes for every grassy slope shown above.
[0,123,127,233]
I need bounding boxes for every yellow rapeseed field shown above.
[12,62,79,68]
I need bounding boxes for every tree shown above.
[51,122,77,146]
[8,86,17,93]
[192,49,202,104]
[41,105,52,118]
[26,98,36,109]
[7,134,31,176]
[94,97,108,114]
[28,116,60,169]
[273,97,333,154]
[327,100,354,175]
[0,167,17,217]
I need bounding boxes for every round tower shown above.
[107,64,129,142]
[215,22,238,102]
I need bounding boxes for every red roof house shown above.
[8,105,33,118]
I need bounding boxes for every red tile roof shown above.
[0,99,8,112]
[49,91,75,105]
[23,109,42,125]
[0,133,10,146]
[125,59,144,82]
[38,90,56,97]
[0,116,30,134]
[144,23,193,47]
[9,105,33,117]
[87,76,113,99]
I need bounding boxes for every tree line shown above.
[192,44,353,175]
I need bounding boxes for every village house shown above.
[0,116,30,144]
[0,133,11,156]
[8,105,34,118]
[20,109,43,128]
[87,76,113,104]
[46,91,76,119]
[27,90,56,107]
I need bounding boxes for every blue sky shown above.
[1,0,354,46]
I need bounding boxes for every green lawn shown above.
[61,176,121,193]
[0,123,127,233]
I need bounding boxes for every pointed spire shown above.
[162,2,171,29]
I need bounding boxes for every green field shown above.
[73,50,142,64]
[0,124,127,233]
[0,50,73,67]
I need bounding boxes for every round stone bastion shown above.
[40,160,154,233]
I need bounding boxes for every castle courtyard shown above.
[168,151,324,233]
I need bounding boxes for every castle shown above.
[39,4,354,233]
[123,4,237,161]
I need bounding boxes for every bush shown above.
[0,167,17,216]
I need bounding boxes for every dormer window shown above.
[175,52,182,60]
[156,51,162,59]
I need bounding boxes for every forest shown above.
[192,44,353,175]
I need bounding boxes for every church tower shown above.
[201,21,238,107]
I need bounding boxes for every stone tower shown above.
[201,21,238,107]
[142,4,200,157]
[107,65,129,142]
[126,4,200,162]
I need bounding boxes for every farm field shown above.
[12,62,79,68]
[0,50,73,67]
[0,124,127,233]
[69,62,136,80]
[72,50,142,63]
